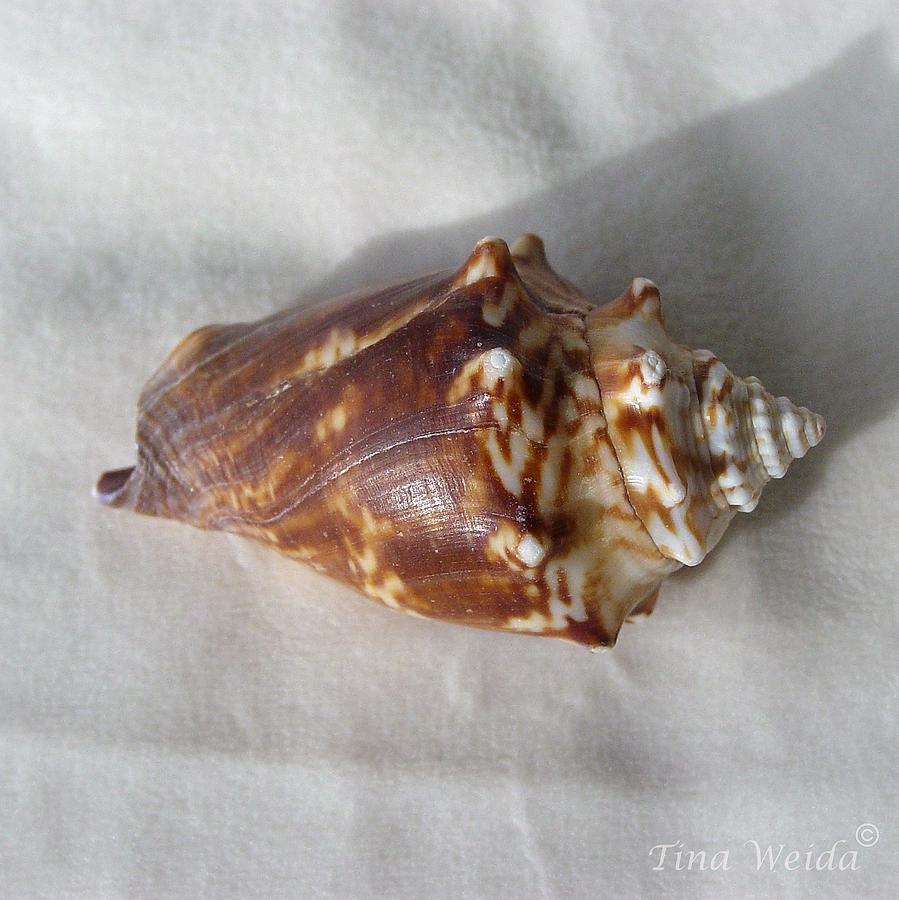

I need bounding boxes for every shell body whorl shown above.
[98,235,824,648]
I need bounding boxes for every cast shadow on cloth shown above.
[304,36,898,668]
[314,33,897,523]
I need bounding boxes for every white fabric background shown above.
[2,2,897,898]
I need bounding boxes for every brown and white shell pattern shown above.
[97,235,824,648]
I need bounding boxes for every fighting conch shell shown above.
[97,235,824,648]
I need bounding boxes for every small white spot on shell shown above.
[573,373,601,403]
[516,534,546,568]
[631,277,656,297]
[639,350,667,386]
[486,347,514,376]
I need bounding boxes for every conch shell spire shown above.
[586,277,824,566]
[694,357,825,513]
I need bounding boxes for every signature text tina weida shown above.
[649,824,880,873]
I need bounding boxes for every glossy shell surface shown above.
[97,235,824,648]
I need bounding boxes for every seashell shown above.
[96,235,825,649]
